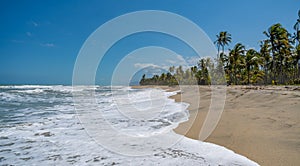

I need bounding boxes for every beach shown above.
[0,85,259,165]
[1,85,298,165]
[165,85,300,166]
[134,85,300,165]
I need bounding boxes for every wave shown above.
[0,85,258,165]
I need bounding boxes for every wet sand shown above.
[133,85,300,166]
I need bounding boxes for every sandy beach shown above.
[133,85,300,166]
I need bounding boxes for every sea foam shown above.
[0,85,258,165]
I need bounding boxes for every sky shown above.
[0,0,299,85]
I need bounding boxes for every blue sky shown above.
[0,0,299,85]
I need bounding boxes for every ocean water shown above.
[0,85,258,165]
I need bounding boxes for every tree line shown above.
[140,10,300,86]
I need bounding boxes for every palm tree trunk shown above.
[234,66,237,85]
[217,45,220,59]
[247,68,250,85]
[264,66,268,85]
[222,45,225,56]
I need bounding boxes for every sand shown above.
[132,85,300,166]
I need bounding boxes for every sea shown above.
[0,85,258,165]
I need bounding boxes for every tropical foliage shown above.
[140,10,300,86]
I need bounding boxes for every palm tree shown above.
[229,43,245,85]
[191,66,197,75]
[263,24,278,82]
[215,33,222,58]
[295,45,300,79]
[293,10,300,45]
[221,31,232,54]
[245,49,256,84]
[293,10,300,81]
[215,31,232,58]
[140,11,300,86]
[190,66,198,84]
[175,66,184,84]
[264,23,292,84]
[245,49,262,84]
[169,66,175,74]
[260,40,271,84]
[160,73,166,84]
[198,59,210,85]
[140,74,146,85]
[153,75,159,84]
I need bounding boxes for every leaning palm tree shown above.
[264,23,292,84]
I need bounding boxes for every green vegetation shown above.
[140,10,300,86]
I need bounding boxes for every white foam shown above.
[0,85,53,89]
[0,85,259,165]
[21,89,45,93]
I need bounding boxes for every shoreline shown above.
[132,85,300,166]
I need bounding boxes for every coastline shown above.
[132,85,300,166]
[0,85,259,165]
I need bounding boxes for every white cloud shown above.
[134,63,160,69]
[166,59,176,64]
[134,63,170,72]
[133,54,196,75]
[222,50,230,55]
[184,56,200,66]
[27,20,39,27]
[26,32,32,37]
[144,68,166,75]
[164,54,188,66]
[40,43,55,47]
[32,21,38,27]
[245,44,255,49]
[11,40,24,43]
[175,54,185,62]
